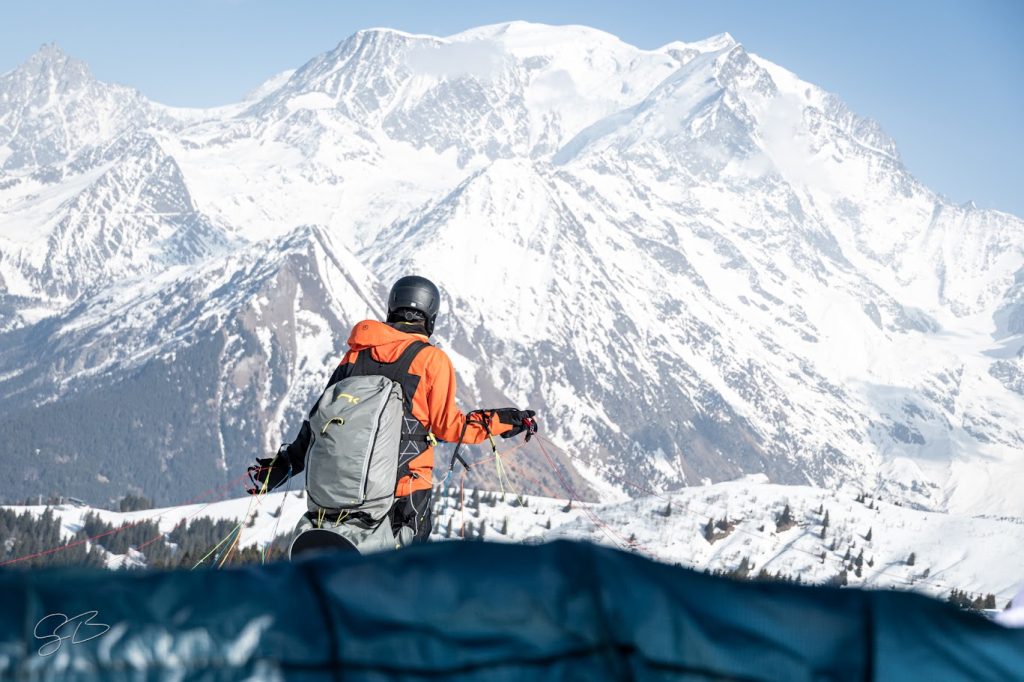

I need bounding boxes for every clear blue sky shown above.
[2,1,1022,217]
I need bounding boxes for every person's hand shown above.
[494,409,538,441]
[246,456,292,494]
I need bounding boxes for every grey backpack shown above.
[303,341,430,526]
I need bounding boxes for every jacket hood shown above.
[347,320,428,362]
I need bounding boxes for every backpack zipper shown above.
[320,417,345,434]
[357,382,397,502]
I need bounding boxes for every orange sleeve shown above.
[424,348,511,444]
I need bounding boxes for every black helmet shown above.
[387,275,441,335]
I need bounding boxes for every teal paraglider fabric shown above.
[0,540,1021,681]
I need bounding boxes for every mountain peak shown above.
[698,32,738,50]
[0,43,156,170]
[16,42,92,83]
[349,26,428,42]
[449,20,631,51]
[333,25,433,55]
[661,32,738,55]
[29,42,69,60]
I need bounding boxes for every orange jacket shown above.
[340,320,510,496]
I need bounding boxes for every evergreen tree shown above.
[118,494,153,512]
[725,557,751,579]
[776,504,795,532]
[704,518,716,542]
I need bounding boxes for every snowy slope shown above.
[0,23,1022,522]
[434,477,1024,606]
[6,476,1022,607]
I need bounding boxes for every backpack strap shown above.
[342,340,434,482]
[342,341,429,419]
[390,340,430,396]
[389,342,431,447]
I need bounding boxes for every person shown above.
[248,275,536,546]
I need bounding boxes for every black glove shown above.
[494,408,538,441]
[246,455,293,494]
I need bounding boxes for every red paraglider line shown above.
[0,471,252,567]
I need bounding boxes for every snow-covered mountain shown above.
[1,133,233,318]
[0,23,1022,524]
[0,45,157,170]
